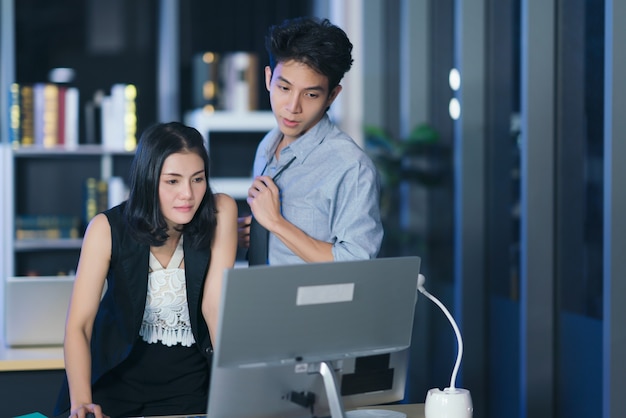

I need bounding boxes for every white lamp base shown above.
[424,387,473,418]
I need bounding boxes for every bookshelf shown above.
[10,147,133,277]
[0,1,282,349]
[0,144,134,347]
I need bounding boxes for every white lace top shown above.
[139,236,195,347]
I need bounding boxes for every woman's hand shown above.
[69,403,108,418]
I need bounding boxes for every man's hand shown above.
[247,175,282,230]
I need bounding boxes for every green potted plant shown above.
[364,123,450,256]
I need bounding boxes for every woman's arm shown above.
[201,193,238,343]
[63,213,111,417]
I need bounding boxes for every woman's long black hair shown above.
[123,121,216,249]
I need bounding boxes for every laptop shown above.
[4,276,73,346]
[207,256,421,418]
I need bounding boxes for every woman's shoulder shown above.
[83,212,112,244]
[213,192,237,213]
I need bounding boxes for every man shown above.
[239,16,383,265]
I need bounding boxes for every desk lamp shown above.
[418,274,473,418]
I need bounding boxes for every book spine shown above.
[64,87,80,149]
[107,176,127,208]
[123,84,138,151]
[100,94,114,149]
[57,85,67,147]
[96,179,108,213]
[84,90,104,145]
[20,84,35,146]
[9,83,21,148]
[83,177,99,228]
[42,83,59,148]
[33,83,45,146]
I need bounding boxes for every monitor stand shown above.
[316,361,407,418]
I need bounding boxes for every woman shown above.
[54,122,238,418]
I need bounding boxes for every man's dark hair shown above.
[124,121,216,249]
[265,16,353,91]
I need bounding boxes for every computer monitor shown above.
[207,256,421,418]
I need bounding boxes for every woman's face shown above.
[158,151,206,229]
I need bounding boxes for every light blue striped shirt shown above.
[252,114,383,265]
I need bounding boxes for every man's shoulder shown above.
[321,132,376,166]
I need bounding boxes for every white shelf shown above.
[210,177,251,200]
[184,109,276,135]
[13,145,135,157]
[14,238,83,252]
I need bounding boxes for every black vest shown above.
[55,202,213,414]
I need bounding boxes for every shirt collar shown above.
[264,114,333,165]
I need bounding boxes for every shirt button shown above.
[206,346,214,354]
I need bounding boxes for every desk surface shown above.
[0,340,64,371]
[153,404,425,418]
[354,403,425,417]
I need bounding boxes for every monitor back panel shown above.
[207,257,421,417]
[213,256,421,368]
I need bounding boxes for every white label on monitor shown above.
[296,283,355,305]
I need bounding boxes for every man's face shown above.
[265,60,341,144]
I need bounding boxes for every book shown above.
[107,176,128,208]
[84,90,104,145]
[19,84,35,146]
[101,84,138,151]
[100,93,115,149]
[83,177,99,226]
[124,84,138,151]
[96,178,108,213]
[32,83,60,148]
[83,177,110,227]
[56,85,67,146]
[64,87,80,149]
[32,83,45,146]
[42,83,60,147]
[9,83,21,148]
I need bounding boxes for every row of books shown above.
[8,82,138,151]
[90,84,138,151]
[15,214,81,240]
[14,176,128,241]
[9,83,79,149]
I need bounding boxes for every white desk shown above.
[0,340,64,372]
[354,403,425,417]
[154,404,426,418]
[0,340,65,418]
